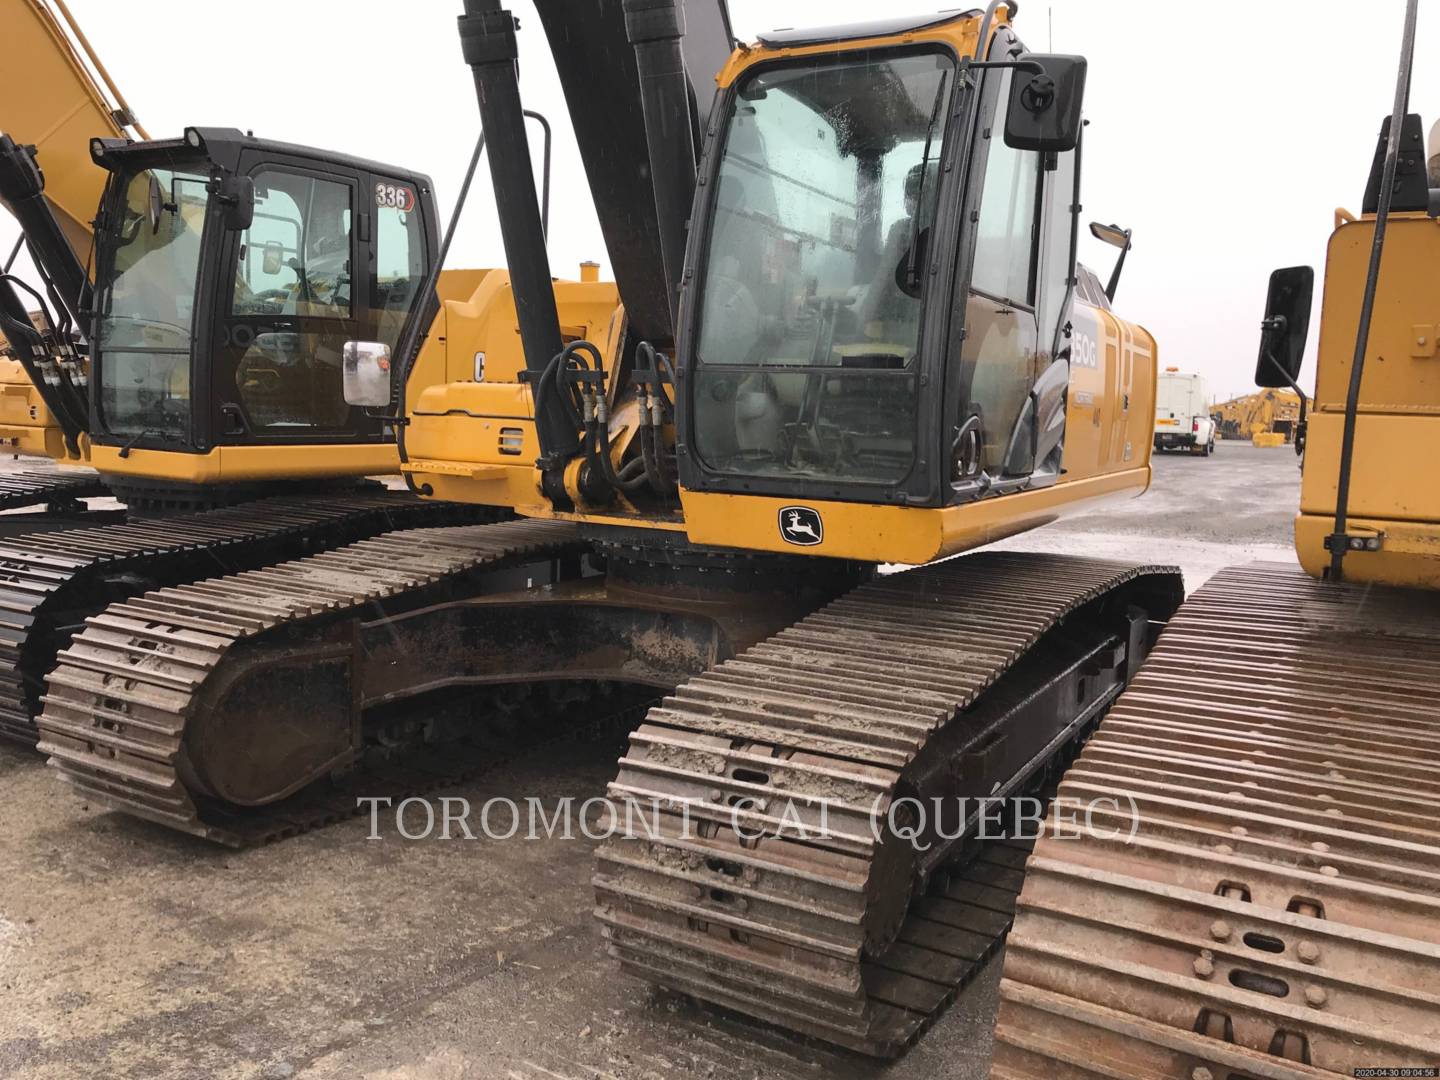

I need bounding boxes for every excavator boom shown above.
[2,0,144,256]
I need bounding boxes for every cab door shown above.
[211,154,385,444]
[955,64,1043,481]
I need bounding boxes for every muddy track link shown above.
[0,490,492,747]
[994,562,1440,1078]
[0,467,106,509]
[594,552,1183,1057]
[37,519,583,846]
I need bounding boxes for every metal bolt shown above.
[1311,841,1329,852]
[1305,984,1328,1008]
[1214,844,1233,855]
[1210,919,1232,942]
[1192,956,1214,979]
[1230,826,1247,836]
[1297,941,1320,964]
[1192,1067,1215,1080]
[1320,865,1340,877]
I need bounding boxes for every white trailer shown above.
[1153,368,1217,455]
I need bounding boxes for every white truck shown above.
[1153,368,1217,455]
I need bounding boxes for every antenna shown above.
[1048,5,1053,50]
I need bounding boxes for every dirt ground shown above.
[0,442,1302,1080]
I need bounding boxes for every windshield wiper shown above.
[904,70,950,294]
[118,428,175,458]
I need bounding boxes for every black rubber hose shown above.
[596,421,649,493]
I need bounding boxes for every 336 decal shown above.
[375,182,416,212]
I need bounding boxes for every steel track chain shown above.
[593,552,1184,1056]
[0,490,493,746]
[37,520,583,845]
[993,561,1440,1078]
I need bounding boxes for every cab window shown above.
[970,69,1041,305]
[691,50,954,488]
[373,179,425,348]
[233,170,352,317]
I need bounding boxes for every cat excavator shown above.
[35,0,1183,1056]
[0,0,504,747]
[994,1,1440,1074]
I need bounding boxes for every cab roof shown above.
[755,9,983,49]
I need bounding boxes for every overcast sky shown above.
[3,0,1434,402]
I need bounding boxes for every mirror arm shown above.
[1258,321,1310,455]
[1266,363,1311,456]
[959,58,1045,76]
[958,56,1044,92]
[1258,321,1306,397]
[1103,241,1129,302]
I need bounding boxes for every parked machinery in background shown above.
[1211,386,1305,445]
[0,0,500,750]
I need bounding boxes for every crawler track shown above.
[38,519,584,846]
[593,552,1183,1057]
[0,489,493,746]
[993,562,1440,1078]
[0,466,105,509]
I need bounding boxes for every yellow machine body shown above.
[0,353,71,459]
[1211,387,1303,441]
[0,1,122,466]
[0,309,83,461]
[2,0,128,254]
[1295,211,1440,587]
[404,11,1158,565]
[406,273,1156,564]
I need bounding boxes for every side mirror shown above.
[1004,54,1087,153]
[210,173,255,231]
[262,241,284,276]
[1255,266,1314,388]
[147,173,165,234]
[343,340,392,407]
[1089,221,1132,302]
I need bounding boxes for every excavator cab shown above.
[678,21,1087,508]
[1,0,453,508]
[83,129,438,499]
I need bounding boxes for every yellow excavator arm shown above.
[0,0,153,464]
[1,0,148,256]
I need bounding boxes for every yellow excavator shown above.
[1212,387,1305,444]
[0,0,501,748]
[1,0,442,508]
[995,1,1440,1074]
[35,0,1182,1056]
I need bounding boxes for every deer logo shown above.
[778,506,824,546]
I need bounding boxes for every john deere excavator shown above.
[34,0,1183,1056]
[994,2,1440,1074]
[0,0,505,747]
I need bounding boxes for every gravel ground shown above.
[0,442,1301,1080]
